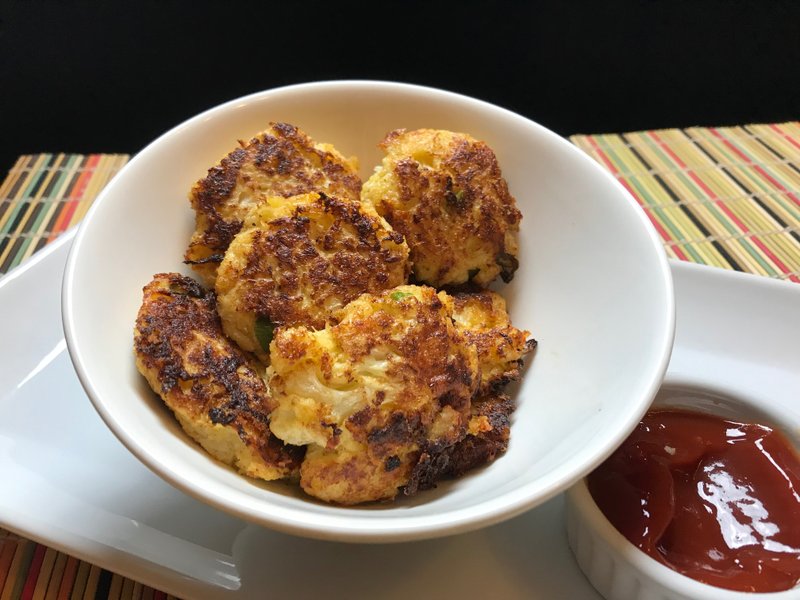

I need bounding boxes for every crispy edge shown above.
[133,272,304,480]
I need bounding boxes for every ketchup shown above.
[588,409,800,593]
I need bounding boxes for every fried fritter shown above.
[215,192,410,362]
[184,122,362,285]
[133,273,303,481]
[361,128,521,287]
[267,285,480,504]
[403,290,535,493]
[405,392,514,495]
[440,288,536,394]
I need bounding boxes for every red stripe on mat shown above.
[769,123,800,152]
[20,544,46,600]
[584,136,689,260]
[709,128,800,209]
[56,556,78,600]
[649,131,800,282]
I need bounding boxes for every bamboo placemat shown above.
[0,154,129,273]
[571,122,800,283]
[0,528,174,600]
[1,122,799,598]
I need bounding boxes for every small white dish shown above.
[61,81,674,542]
[566,265,800,600]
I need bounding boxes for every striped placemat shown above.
[571,122,800,283]
[0,528,175,600]
[1,122,799,598]
[0,154,129,273]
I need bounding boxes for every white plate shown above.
[2,232,797,599]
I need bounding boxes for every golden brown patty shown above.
[185,122,362,285]
[441,288,536,394]
[215,192,410,362]
[133,273,303,481]
[361,128,521,287]
[405,391,514,494]
[267,285,480,504]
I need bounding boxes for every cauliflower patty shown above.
[441,288,536,394]
[185,122,362,285]
[134,273,303,481]
[267,285,480,504]
[361,128,521,287]
[215,192,410,362]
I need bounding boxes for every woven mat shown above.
[572,122,800,283]
[0,154,129,273]
[1,122,799,598]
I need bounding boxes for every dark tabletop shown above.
[1,0,799,175]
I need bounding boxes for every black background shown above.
[2,0,799,175]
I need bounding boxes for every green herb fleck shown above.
[254,315,275,353]
[445,188,466,209]
[390,291,412,301]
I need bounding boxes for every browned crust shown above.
[133,273,303,474]
[404,392,514,495]
[185,122,362,281]
[269,286,481,503]
[370,129,521,286]
[446,288,536,394]
[190,148,249,258]
[232,193,408,330]
[335,293,478,420]
[298,444,417,505]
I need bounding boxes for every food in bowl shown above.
[133,273,304,480]
[587,408,800,593]
[184,121,362,286]
[361,128,521,287]
[215,191,410,362]
[133,122,535,504]
[443,289,534,395]
[64,81,674,541]
[268,284,481,504]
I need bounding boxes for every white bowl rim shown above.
[62,80,675,542]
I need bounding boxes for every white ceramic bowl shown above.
[62,81,674,542]
[566,384,800,599]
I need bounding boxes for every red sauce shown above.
[588,409,800,593]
